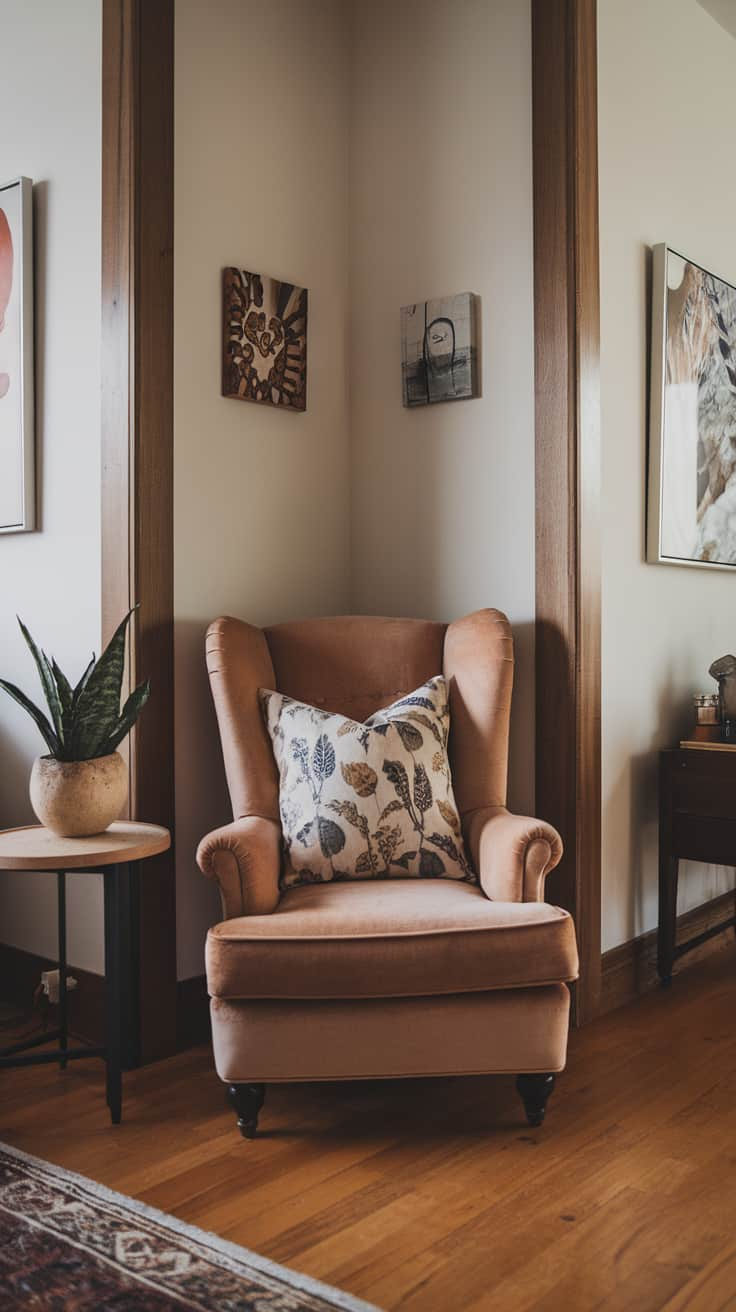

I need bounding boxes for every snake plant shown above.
[0,610,150,762]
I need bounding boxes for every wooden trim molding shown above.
[0,945,105,1047]
[101,0,176,1062]
[0,948,210,1054]
[532,0,602,1026]
[600,892,736,1016]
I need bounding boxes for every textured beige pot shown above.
[30,752,128,837]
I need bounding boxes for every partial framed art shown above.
[648,244,736,568]
[401,291,479,407]
[0,176,34,533]
[222,267,307,412]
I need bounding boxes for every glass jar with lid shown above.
[694,693,720,725]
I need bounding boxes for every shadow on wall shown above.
[0,722,35,831]
[174,618,227,978]
[506,619,534,819]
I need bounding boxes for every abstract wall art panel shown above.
[222,267,307,412]
[648,244,736,568]
[0,176,34,533]
[401,291,479,407]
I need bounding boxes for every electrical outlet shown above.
[40,970,78,1006]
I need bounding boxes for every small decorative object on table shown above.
[691,693,720,742]
[680,656,736,748]
[709,654,736,743]
[0,610,149,836]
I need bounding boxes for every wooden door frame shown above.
[532,0,602,1026]
[101,0,176,1062]
[99,0,602,1050]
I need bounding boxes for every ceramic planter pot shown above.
[29,752,128,837]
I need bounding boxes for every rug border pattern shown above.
[0,1139,380,1312]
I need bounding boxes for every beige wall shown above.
[599,0,736,950]
[348,0,535,815]
[174,0,352,978]
[173,0,536,978]
[0,1,102,972]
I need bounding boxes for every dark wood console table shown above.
[658,747,736,984]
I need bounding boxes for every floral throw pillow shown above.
[259,677,475,888]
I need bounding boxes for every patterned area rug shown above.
[0,1142,379,1311]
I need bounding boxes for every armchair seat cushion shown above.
[206,879,579,1000]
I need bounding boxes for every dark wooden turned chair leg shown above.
[516,1073,556,1127]
[227,1083,265,1139]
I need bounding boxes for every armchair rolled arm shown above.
[465,806,563,903]
[196,816,281,919]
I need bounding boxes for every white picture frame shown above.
[0,176,35,534]
[647,242,736,570]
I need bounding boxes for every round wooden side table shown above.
[0,821,170,1124]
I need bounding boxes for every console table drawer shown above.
[673,771,736,819]
[672,813,736,867]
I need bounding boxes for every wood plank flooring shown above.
[2,946,736,1310]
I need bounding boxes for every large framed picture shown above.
[0,176,34,534]
[647,244,736,568]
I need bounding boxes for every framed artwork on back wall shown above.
[401,291,479,407]
[0,176,34,534]
[222,267,308,412]
[648,243,736,568]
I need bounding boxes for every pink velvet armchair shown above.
[197,609,578,1137]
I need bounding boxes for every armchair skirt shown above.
[210,987,572,1085]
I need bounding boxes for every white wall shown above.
[599,0,736,950]
[348,0,535,814]
[174,0,352,978]
[0,0,102,972]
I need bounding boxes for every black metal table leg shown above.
[104,864,123,1125]
[118,861,140,1072]
[57,870,68,1069]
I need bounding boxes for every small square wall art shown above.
[401,291,479,407]
[222,267,308,412]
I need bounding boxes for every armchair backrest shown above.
[205,609,513,831]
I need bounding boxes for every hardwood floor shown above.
[2,945,736,1310]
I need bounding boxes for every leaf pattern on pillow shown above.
[313,734,336,781]
[375,824,403,868]
[405,711,443,746]
[413,763,432,814]
[419,849,445,877]
[259,678,475,888]
[378,798,404,823]
[341,761,378,797]
[437,799,461,834]
[383,757,412,807]
[328,797,368,836]
[394,721,424,752]
[318,815,345,858]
